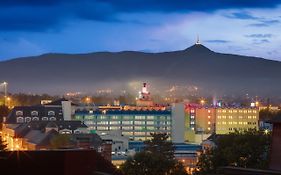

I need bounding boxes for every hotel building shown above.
[215,107,258,134]
[185,104,259,136]
[74,107,172,141]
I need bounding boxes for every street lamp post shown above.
[1,81,8,106]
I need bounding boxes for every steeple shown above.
[196,34,201,45]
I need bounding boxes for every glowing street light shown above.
[200,99,205,106]
[1,81,8,106]
[264,129,269,135]
[85,97,91,103]
[255,101,259,107]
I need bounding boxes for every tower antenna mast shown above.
[196,34,201,45]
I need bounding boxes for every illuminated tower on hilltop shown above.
[136,83,154,106]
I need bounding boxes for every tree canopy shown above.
[121,133,187,175]
[196,129,271,174]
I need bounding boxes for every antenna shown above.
[196,34,201,45]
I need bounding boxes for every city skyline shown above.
[0,0,281,61]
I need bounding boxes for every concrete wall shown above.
[62,101,72,121]
[172,103,185,143]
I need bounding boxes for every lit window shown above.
[42,117,48,121]
[191,109,195,113]
[191,115,195,119]
[208,110,211,113]
[17,117,24,123]
[32,117,39,121]
[208,116,211,119]
[16,111,23,116]
[248,116,252,119]
[50,117,56,121]
[208,121,211,124]
[191,127,194,130]
[48,111,55,116]
[135,116,146,120]
[31,111,38,116]
[147,116,154,120]
[208,127,211,130]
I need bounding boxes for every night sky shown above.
[0,0,281,61]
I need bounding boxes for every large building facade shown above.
[215,107,258,134]
[184,104,259,141]
[74,107,172,141]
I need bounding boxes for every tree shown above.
[121,133,187,175]
[0,136,7,151]
[144,133,175,160]
[196,129,271,174]
[0,105,10,123]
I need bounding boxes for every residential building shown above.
[184,104,259,142]
[215,107,258,134]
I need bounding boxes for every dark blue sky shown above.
[0,0,281,60]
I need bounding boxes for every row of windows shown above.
[95,126,170,131]
[79,115,170,120]
[217,110,257,113]
[218,127,257,131]
[85,121,171,126]
[217,115,257,119]
[16,116,57,123]
[16,110,56,116]
[217,121,257,125]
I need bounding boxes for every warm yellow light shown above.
[255,101,259,106]
[116,165,120,169]
[264,129,269,135]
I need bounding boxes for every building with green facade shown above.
[74,109,172,141]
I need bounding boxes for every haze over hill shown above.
[0,44,281,97]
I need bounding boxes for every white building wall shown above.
[171,103,185,143]
[62,101,72,120]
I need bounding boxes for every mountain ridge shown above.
[0,44,281,96]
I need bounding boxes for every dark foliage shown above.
[196,129,271,174]
[121,133,187,175]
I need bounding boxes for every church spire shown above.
[196,34,201,45]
